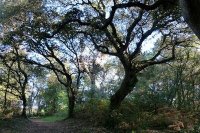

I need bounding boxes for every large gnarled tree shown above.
[40,0,191,111]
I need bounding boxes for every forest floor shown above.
[0,117,109,133]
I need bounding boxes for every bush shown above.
[75,99,109,126]
[76,98,200,132]
[105,100,148,130]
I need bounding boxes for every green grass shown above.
[41,115,65,122]
[41,114,66,122]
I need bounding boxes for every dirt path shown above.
[23,118,109,133]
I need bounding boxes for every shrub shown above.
[75,99,109,126]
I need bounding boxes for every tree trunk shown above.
[3,90,7,112]
[21,93,27,118]
[110,71,138,111]
[67,86,76,118]
[68,94,75,118]
[180,0,200,39]
[90,76,96,98]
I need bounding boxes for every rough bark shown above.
[180,0,200,39]
[110,70,138,110]
[21,93,27,118]
[68,91,75,118]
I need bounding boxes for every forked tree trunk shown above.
[110,70,138,111]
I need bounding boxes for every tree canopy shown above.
[1,0,200,132]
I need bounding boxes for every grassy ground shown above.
[27,111,68,122]
[40,115,66,122]
[0,117,31,133]
[0,113,66,132]
[0,116,109,133]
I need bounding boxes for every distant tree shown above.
[134,41,200,111]
[18,13,87,117]
[27,68,47,115]
[43,74,67,115]
[0,45,29,117]
[80,52,104,98]
[0,32,45,117]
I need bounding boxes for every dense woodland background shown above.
[0,0,200,132]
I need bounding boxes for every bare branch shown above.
[130,26,158,60]
[124,10,143,50]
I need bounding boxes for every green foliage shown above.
[75,99,109,126]
[133,89,167,113]
[1,0,200,132]
[0,94,22,119]
[103,100,150,131]
[0,4,23,23]
[41,75,68,115]
[57,90,68,112]
[193,124,200,132]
